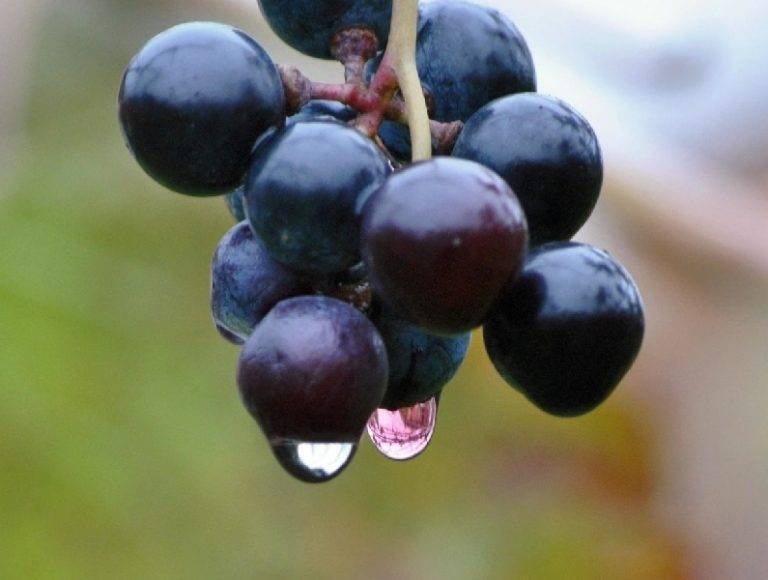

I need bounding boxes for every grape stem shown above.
[383,0,431,161]
[330,28,379,84]
[278,64,463,158]
[278,2,446,162]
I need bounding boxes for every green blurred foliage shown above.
[0,1,688,578]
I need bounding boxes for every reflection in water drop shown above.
[270,439,357,483]
[366,397,437,461]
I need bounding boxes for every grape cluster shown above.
[118,0,645,483]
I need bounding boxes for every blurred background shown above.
[1,0,766,578]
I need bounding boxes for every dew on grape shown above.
[270,439,357,483]
[366,397,437,461]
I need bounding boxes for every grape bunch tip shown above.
[117,0,645,483]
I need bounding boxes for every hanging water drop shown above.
[270,439,357,483]
[366,397,437,461]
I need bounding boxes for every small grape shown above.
[373,305,470,410]
[223,100,357,222]
[245,120,391,275]
[362,157,528,335]
[453,93,603,245]
[415,1,536,123]
[483,242,645,417]
[210,221,309,344]
[237,295,388,445]
[118,22,285,195]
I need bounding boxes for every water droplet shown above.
[270,439,357,483]
[366,397,437,461]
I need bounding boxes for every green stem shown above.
[387,0,431,161]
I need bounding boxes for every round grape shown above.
[118,22,285,196]
[415,1,536,123]
[237,296,389,443]
[210,221,309,344]
[245,120,391,275]
[362,157,528,335]
[373,306,470,410]
[483,242,645,417]
[453,93,603,245]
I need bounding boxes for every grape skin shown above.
[257,0,392,59]
[118,22,285,196]
[362,157,528,335]
[237,296,389,442]
[483,242,645,417]
[223,101,356,221]
[373,305,470,410]
[453,93,603,245]
[415,1,536,123]
[210,221,309,344]
[245,120,391,275]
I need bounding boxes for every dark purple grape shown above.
[373,306,470,410]
[361,157,528,335]
[210,221,308,344]
[257,0,392,59]
[415,1,536,123]
[224,102,355,228]
[225,99,354,222]
[453,93,603,245]
[237,296,389,480]
[483,242,644,417]
[245,120,391,275]
[118,22,285,196]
